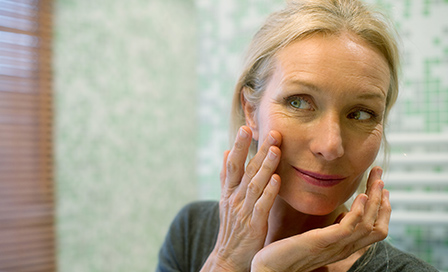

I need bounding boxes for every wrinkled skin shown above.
[200,32,392,272]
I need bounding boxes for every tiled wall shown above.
[54,0,198,271]
[55,0,448,271]
[196,0,448,270]
[196,0,448,197]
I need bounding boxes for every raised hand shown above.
[251,167,391,272]
[200,126,282,272]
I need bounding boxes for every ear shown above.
[241,88,259,141]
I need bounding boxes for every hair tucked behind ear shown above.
[228,2,400,266]
[230,0,400,162]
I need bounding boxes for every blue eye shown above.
[288,96,312,110]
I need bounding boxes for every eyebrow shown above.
[282,79,386,100]
[355,92,386,100]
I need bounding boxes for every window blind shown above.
[0,0,55,271]
[385,133,448,225]
[381,133,448,269]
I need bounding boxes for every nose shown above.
[309,113,344,161]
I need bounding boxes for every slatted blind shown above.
[382,133,448,269]
[0,0,55,271]
[386,133,448,225]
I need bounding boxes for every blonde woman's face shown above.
[245,33,390,215]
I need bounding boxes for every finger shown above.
[361,166,383,224]
[363,178,384,223]
[365,167,382,196]
[250,174,281,227]
[332,194,368,244]
[243,146,281,212]
[224,126,252,193]
[340,193,368,229]
[372,189,391,238]
[340,168,383,244]
[239,130,282,190]
[347,179,384,245]
[220,150,230,190]
[351,189,391,249]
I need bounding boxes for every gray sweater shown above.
[157,201,439,272]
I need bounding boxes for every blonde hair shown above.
[230,0,400,159]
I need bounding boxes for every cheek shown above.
[354,128,383,164]
[256,110,294,143]
[345,128,383,182]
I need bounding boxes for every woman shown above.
[157,0,439,271]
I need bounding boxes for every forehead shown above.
[271,32,390,98]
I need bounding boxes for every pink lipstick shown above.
[293,167,346,187]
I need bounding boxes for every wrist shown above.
[201,250,239,272]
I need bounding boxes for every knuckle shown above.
[354,206,365,217]
[220,191,243,210]
[221,187,231,198]
[254,201,267,215]
[349,209,364,222]
[359,222,375,235]
[263,187,274,199]
[373,195,382,205]
[261,162,274,173]
[376,226,389,240]
[226,160,239,175]
[339,225,354,237]
[247,181,262,196]
[234,139,245,151]
[228,194,241,208]
[245,163,258,178]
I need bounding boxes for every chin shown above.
[296,203,339,216]
[281,191,346,216]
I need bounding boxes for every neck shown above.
[265,197,347,245]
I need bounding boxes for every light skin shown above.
[201,32,392,272]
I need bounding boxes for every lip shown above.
[293,166,347,187]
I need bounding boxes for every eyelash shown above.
[284,95,314,111]
[284,95,380,122]
[347,108,379,122]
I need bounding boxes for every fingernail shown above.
[377,167,383,178]
[268,149,277,160]
[239,128,248,139]
[268,132,277,145]
[361,195,368,206]
[384,190,390,199]
[270,176,278,186]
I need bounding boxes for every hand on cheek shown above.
[201,126,283,272]
[251,167,391,272]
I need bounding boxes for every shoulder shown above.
[381,241,439,271]
[177,200,220,220]
[167,200,220,242]
[157,201,220,272]
[172,201,219,231]
[352,241,439,272]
